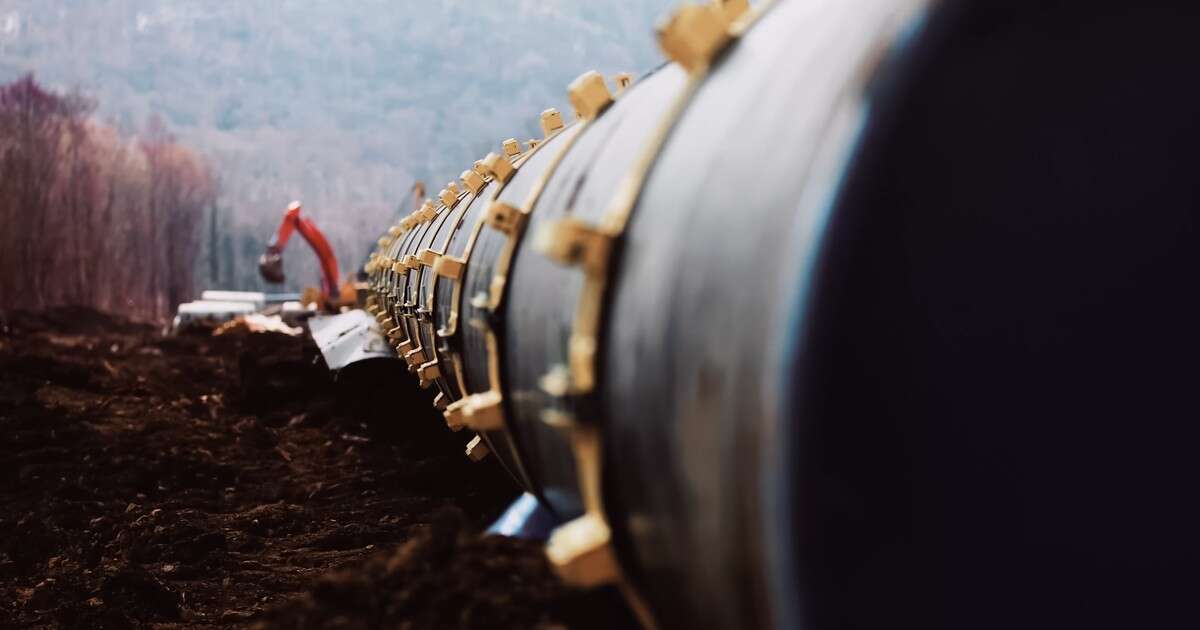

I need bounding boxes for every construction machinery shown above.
[360,0,1200,628]
[173,201,353,332]
[259,201,357,309]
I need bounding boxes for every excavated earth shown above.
[0,307,635,629]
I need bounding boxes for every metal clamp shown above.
[484,201,526,236]
[444,398,468,431]
[465,434,491,461]
[461,169,485,194]
[481,152,516,184]
[568,71,614,121]
[418,248,440,268]
[541,108,565,137]
[417,359,441,389]
[656,2,733,72]
[503,138,521,158]
[534,217,613,275]
[433,255,465,280]
[460,390,505,432]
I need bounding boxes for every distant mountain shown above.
[0,0,672,292]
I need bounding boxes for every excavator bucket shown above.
[258,247,285,284]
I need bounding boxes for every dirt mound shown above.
[1,305,155,337]
[254,506,638,630]
[0,307,625,628]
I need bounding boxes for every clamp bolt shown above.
[614,72,634,93]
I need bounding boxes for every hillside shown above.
[0,0,671,294]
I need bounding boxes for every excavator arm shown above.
[258,201,340,300]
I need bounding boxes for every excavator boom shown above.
[258,201,340,300]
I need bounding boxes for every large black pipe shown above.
[366,0,1200,627]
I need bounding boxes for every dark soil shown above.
[0,307,632,629]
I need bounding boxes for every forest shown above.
[0,75,216,320]
[0,1,672,303]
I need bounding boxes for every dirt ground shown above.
[0,307,634,629]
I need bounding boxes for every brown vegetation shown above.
[0,75,217,320]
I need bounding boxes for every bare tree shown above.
[0,75,218,321]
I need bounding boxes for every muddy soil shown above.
[0,307,634,629]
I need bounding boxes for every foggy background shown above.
[0,0,672,304]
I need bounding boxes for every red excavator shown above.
[258,201,354,310]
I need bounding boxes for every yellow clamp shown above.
[433,255,466,281]
[461,390,505,432]
[657,2,732,72]
[481,152,516,184]
[568,71,613,121]
[534,217,613,274]
[418,249,440,268]
[461,169,485,195]
[403,348,426,371]
[444,398,468,432]
[540,108,564,138]
[465,434,491,462]
[716,0,750,23]
[546,513,620,588]
[502,138,521,158]
[418,200,437,222]
[484,201,525,236]
[417,359,441,389]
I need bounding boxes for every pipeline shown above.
[363,0,1200,627]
